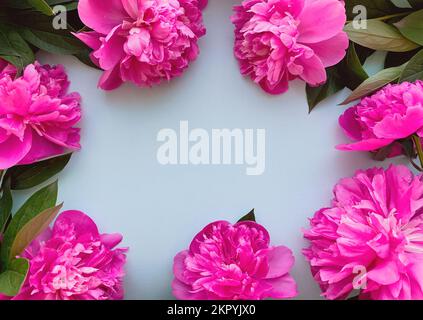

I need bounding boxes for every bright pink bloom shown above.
[231,0,348,94]
[0,61,81,169]
[303,165,423,300]
[75,0,206,90]
[173,220,298,300]
[337,81,423,156]
[9,211,127,300]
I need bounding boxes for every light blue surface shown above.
[18,0,408,299]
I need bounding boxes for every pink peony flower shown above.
[74,0,207,90]
[337,81,423,156]
[303,165,423,300]
[173,220,298,300]
[0,61,81,170]
[9,210,127,300]
[231,0,349,94]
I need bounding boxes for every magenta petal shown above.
[53,210,100,238]
[18,132,64,165]
[197,0,208,10]
[173,251,189,283]
[0,128,32,169]
[264,274,298,299]
[100,233,123,249]
[265,246,295,279]
[336,138,394,151]
[98,65,123,90]
[367,260,400,285]
[172,278,206,300]
[78,0,127,34]
[339,107,363,140]
[73,31,102,50]
[373,107,423,139]
[307,32,349,67]
[297,0,346,43]
[297,54,327,86]
[97,26,126,70]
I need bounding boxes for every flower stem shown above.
[412,135,423,171]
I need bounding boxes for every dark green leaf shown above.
[345,20,419,52]
[345,0,403,20]
[355,45,375,64]
[306,67,345,112]
[0,177,12,233]
[341,64,406,104]
[0,24,34,70]
[338,43,369,90]
[399,48,423,81]
[8,153,72,190]
[408,0,423,9]
[0,258,29,296]
[1,181,58,268]
[27,0,54,16]
[237,209,256,223]
[20,27,86,55]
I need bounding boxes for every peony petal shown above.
[96,26,126,70]
[173,251,189,283]
[307,32,349,67]
[297,0,346,43]
[73,31,102,50]
[373,106,423,139]
[78,0,127,34]
[0,128,32,169]
[297,54,327,86]
[53,210,100,238]
[339,107,363,141]
[367,259,400,285]
[98,65,123,90]
[18,132,64,165]
[265,246,295,279]
[100,233,123,248]
[264,274,298,299]
[336,138,394,151]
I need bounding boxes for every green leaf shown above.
[344,20,419,52]
[8,153,72,190]
[0,258,29,296]
[20,27,86,55]
[0,24,34,70]
[0,178,12,233]
[237,209,256,223]
[341,64,406,104]
[10,204,62,260]
[345,0,402,20]
[306,67,345,112]
[27,0,54,16]
[1,181,58,268]
[399,48,423,81]
[338,43,369,90]
[394,9,423,45]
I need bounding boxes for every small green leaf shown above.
[399,48,423,81]
[8,153,72,190]
[394,9,423,45]
[345,20,419,52]
[306,67,345,112]
[27,0,54,16]
[0,178,12,233]
[0,24,34,70]
[10,204,62,259]
[1,181,58,268]
[237,209,256,223]
[338,43,369,90]
[341,64,406,104]
[0,258,29,296]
